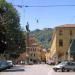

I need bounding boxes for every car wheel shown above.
[73,69,75,72]
[61,68,65,72]
[53,68,57,72]
[67,69,70,72]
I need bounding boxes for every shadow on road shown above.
[3,69,25,72]
[3,65,25,72]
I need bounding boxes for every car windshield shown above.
[58,61,68,65]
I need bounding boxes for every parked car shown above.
[46,60,55,65]
[7,60,13,68]
[0,60,9,71]
[53,61,75,72]
[28,61,33,65]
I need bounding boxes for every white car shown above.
[53,61,75,72]
[46,60,55,65]
[7,60,13,68]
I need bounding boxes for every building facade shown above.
[40,49,46,63]
[26,35,46,64]
[45,49,51,63]
[28,43,41,63]
[50,24,75,63]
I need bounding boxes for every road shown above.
[0,64,75,75]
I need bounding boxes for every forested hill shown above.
[30,28,53,49]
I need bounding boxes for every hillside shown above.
[30,28,53,49]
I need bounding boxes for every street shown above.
[0,64,75,75]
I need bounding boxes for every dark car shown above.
[28,61,33,65]
[0,60,9,71]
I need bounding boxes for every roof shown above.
[70,39,75,55]
[56,24,75,28]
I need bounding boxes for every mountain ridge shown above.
[30,28,53,49]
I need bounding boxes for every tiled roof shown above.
[57,24,75,28]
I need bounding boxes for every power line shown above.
[13,4,75,8]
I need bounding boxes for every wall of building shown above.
[56,27,75,60]
[50,30,57,59]
[50,25,75,63]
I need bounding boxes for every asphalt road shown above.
[0,64,75,75]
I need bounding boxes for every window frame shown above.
[59,39,63,47]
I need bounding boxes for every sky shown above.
[6,0,75,31]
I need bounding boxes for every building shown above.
[50,24,75,63]
[26,35,46,64]
[45,49,51,63]
[16,52,27,64]
[28,43,46,63]
[40,48,46,63]
[28,43,41,63]
[69,39,75,60]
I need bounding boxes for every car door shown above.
[65,62,71,69]
[71,62,75,70]
[65,62,75,70]
[0,62,2,70]
[1,61,8,69]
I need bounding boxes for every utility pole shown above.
[26,22,30,63]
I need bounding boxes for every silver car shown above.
[53,61,75,72]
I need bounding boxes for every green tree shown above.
[0,0,26,58]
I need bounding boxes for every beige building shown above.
[50,24,75,63]
[41,49,46,62]
[28,43,41,63]
[28,43,46,63]
[26,35,46,63]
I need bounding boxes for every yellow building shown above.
[50,24,75,63]
[45,49,51,62]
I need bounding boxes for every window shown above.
[70,39,72,44]
[70,30,72,36]
[33,48,34,51]
[33,48,36,51]
[40,50,41,52]
[59,39,63,47]
[34,54,35,57]
[59,30,63,35]
[31,54,32,56]
[30,59,32,61]
[31,48,32,51]
[34,48,36,51]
